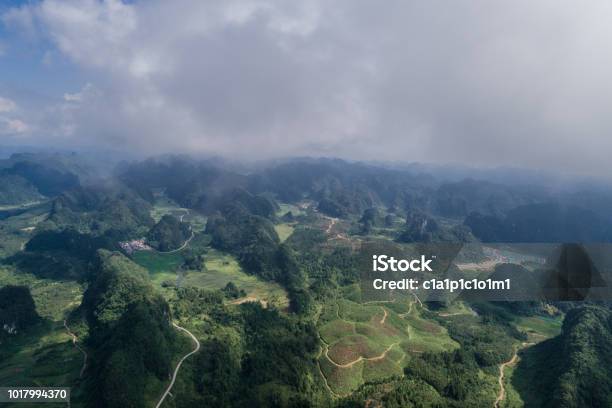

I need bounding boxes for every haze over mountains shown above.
[4,152,612,244]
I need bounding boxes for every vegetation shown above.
[80,250,179,408]
[513,305,612,407]
[0,174,43,206]
[2,153,612,407]
[146,214,191,251]
[170,294,327,407]
[465,203,612,242]
[44,185,154,238]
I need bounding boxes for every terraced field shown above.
[316,297,458,395]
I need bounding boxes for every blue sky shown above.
[0,1,84,99]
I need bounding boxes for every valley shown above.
[0,153,610,407]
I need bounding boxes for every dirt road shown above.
[494,342,533,408]
[63,320,87,378]
[325,341,399,368]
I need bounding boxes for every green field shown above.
[0,267,86,407]
[276,202,306,217]
[132,247,289,308]
[186,249,289,308]
[515,315,562,342]
[0,267,83,321]
[0,203,50,258]
[131,250,184,297]
[274,223,294,242]
[132,250,184,274]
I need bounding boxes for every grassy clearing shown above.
[276,203,305,217]
[0,202,50,258]
[515,316,562,342]
[437,301,476,316]
[133,246,289,307]
[131,250,183,297]
[185,249,289,308]
[132,250,184,274]
[0,267,83,321]
[150,196,183,222]
[274,223,294,242]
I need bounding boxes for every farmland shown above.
[316,297,458,395]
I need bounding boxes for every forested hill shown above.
[80,250,179,408]
[513,306,612,407]
[146,214,191,251]
[117,156,612,242]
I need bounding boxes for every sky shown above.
[1,0,612,176]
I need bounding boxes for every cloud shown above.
[4,0,612,176]
[0,117,29,135]
[6,119,29,133]
[0,96,16,113]
[0,96,30,136]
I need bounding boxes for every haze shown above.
[1,0,612,177]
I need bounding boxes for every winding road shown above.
[155,323,200,408]
[157,230,195,254]
[494,352,517,408]
[157,209,195,254]
[494,342,533,408]
[63,320,88,378]
[324,340,399,369]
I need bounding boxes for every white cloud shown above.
[0,96,17,113]
[0,117,29,135]
[63,83,94,102]
[4,0,612,176]
[7,119,29,133]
